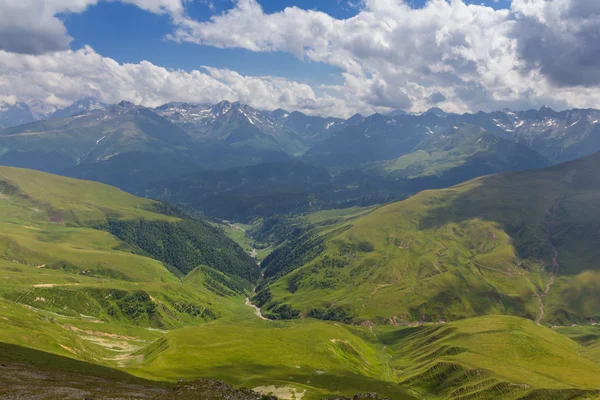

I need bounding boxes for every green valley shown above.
[257,152,600,327]
[1,165,599,399]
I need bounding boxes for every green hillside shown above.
[378,316,600,399]
[0,103,194,173]
[371,124,550,179]
[257,152,600,326]
[2,166,599,400]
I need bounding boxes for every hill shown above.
[368,124,550,179]
[0,167,258,326]
[256,152,600,326]
[377,315,600,399]
[0,101,196,174]
[143,124,549,222]
[1,167,599,399]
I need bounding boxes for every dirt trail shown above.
[371,277,402,296]
[245,297,269,321]
[536,201,561,324]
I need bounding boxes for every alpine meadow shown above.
[1,0,600,399]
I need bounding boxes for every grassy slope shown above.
[0,167,414,399]
[372,125,549,179]
[1,167,599,400]
[378,316,600,399]
[263,153,600,326]
[132,303,415,400]
[0,167,248,361]
[0,166,175,223]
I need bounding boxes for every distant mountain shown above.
[0,98,108,129]
[269,110,350,145]
[141,124,549,222]
[303,113,438,166]
[0,102,36,128]
[421,106,453,118]
[48,97,107,120]
[387,109,408,117]
[368,123,550,179]
[142,161,335,221]
[304,106,600,166]
[155,101,306,156]
[0,101,197,178]
[457,107,600,163]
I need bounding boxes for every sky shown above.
[0,0,599,117]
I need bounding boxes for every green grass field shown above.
[1,166,600,399]
[378,316,600,399]
[210,221,274,263]
[260,153,600,328]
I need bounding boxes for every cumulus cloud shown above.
[0,0,94,54]
[3,0,600,116]
[0,46,350,115]
[0,0,186,55]
[168,0,600,114]
[512,0,600,86]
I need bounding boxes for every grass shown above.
[261,152,600,326]
[211,221,273,262]
[131,305,416,399]
[0,166,176,223]
[554,324,600,363]
[377,315,600,399]
[1,166,600,400]
[304,206,378,225]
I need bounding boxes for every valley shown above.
[5,0,600,397]
[1,164,600,399]
[1,99,600,399]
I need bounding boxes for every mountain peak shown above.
[0,101,36,128]
[347,113,365,125]
[215,100,233,115]
[423,107,447,117]
[388,109,407,117]
[118,100,135,108]
[271,108,290,119]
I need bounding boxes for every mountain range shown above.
[2,97,600,221]
[1,98,600,399]
[0,97,107,128]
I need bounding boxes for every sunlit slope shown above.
[0,166,175,223]
[1,167,599,400]
[0,167,257,361]
[378,316,600,400]
[260,152,600,325]
[132,317,416,400]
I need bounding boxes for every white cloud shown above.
[168,0,600,114]
[3,0,600,117]
[0,0,96,54]
[511,0,600,86]
[0,46,352,115]
[0,0,186,54]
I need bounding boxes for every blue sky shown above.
[63,0,511,87]
[4,0,595,117]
